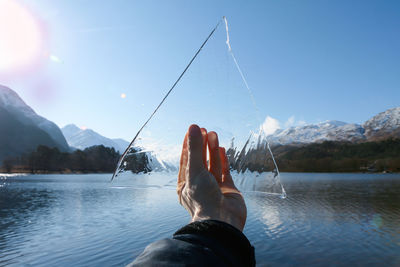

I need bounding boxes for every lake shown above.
[0,173,399,266]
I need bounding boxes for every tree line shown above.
[3,139,400,174]
[228,138,400,173]
[1,145,121,173]
[277,138,400,172]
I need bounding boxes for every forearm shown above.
[129,220,255,266]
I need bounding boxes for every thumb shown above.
[188,124,205,175]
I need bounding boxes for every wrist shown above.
[192,211,244,231]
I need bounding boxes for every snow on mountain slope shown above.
[61,123,81,140]
[363,107,400,140]
[240,107,399,149]
[0,84,69,151]
[265,120,365,145]
[241,107,399,149]
[61,125,177,171]
[61,124,129,153]
[145,151,178,172]
[0,85,35,114]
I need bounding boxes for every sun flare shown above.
[0,0,44,73]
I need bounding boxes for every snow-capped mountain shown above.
[243,107,399,147]
[0,85,69,161]
[227,107,399,173]
[266,120,365,145]
[136,149,178,172]
[363,107,400,141]
[61,124,130,153]
[61,124,178,171]
[0,85,69,151]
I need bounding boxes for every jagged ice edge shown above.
[223,16,286,198]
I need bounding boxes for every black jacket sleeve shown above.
[127,220,255,267]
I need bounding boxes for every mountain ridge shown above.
[259,107,400,146]
[61,124,130,153]
[363,107,400,141]
[0,85,70,162]
[227,107,400,173]
[0,85,69,151]
[61,124,177,172]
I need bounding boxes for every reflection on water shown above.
[0,174,187,266]
[245,173,400,266]
[0,173,399,266]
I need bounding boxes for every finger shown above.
[219,147,239,192]
[219,147,229,176]
[207,131,222,183]
[177,132,188,194]
[188,124,205,175]
[200,128,208,169]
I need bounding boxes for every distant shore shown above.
[1,169,398,175]
[0,169,114,175]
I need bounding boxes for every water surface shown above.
[0,173,399,266]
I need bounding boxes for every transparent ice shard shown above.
[228,129,286,197]
[112,17,286,198]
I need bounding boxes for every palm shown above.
[177,125,247,231]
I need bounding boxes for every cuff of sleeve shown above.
[174,220,255,266]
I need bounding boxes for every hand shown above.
[177,124,247,231]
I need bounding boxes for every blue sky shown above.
[1,0,399,148]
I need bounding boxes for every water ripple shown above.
[1,173,400,266]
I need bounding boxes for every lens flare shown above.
[0,0,44,73]
[120,93,126,99]
[50,55,62,63]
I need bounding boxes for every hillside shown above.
[228,107,400,173]
[0,85,69,162]
[61,124,129,153]
[227,139,400,173]
[0,106,61,161]
[256,107,400,145]
[276,139,400,172]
